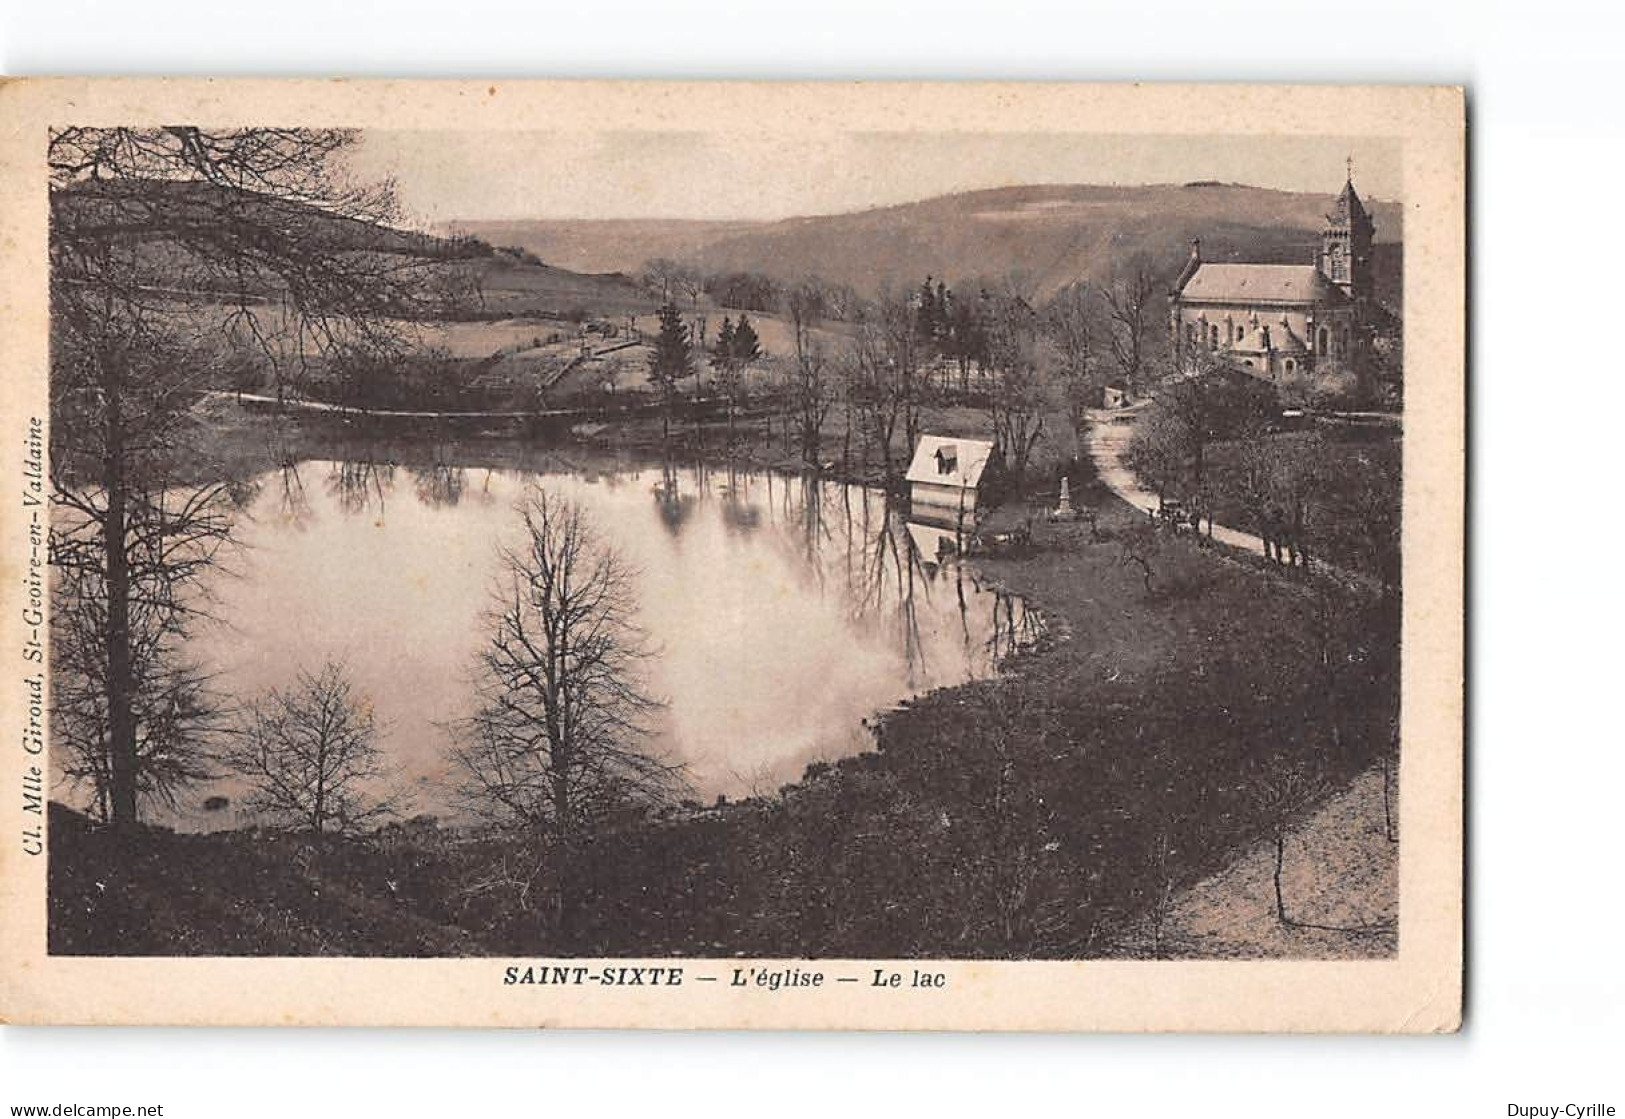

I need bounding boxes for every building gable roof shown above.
[1178,263,1346,305]
[905,435,994,490]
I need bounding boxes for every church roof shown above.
[1270,321,1309,354]
[1230,317,1308,355]
[1179,263,1346,305]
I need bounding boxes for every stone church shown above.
[1170,171,1376,382]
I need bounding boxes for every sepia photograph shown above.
[0,79,1464,1030]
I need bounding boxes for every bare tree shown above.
[1231,423,1281,553]
[673,266,706,347]
[48,127,423,832]
[1249,759,1331,926]
[1124,406,1189,508]
[50,556,227,822]
[453,489,681,942]
[1129,350,1275,524]
[981,281,1051,483]
[1116,520,1162,598]
[1104,259,1161,398]
[1347,452,1403,593]
[845,292,924,484]
[1043,281,1104,447]
[641,257,686,303]
[879,289,925,459]
[786,282,835,466]
[230,660,395,835]
[427,257,487,319]
[49,315,248,831]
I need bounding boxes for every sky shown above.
[348,131,1403,225]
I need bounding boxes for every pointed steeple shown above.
[1330,174,1371,227]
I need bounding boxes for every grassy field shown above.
[422,316,579,358]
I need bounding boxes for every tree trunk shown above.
[1382,752,1397,842]
[1272,827,1289,924]
[313,744,327,835]
[101,379,139,833]
[551,763,572,947]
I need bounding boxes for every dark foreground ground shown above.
[50,414,1400,960]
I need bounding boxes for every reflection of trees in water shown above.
[980,582,1048,664]
[718,461,763,534]
[404,439,469,510]
[837,490,935,687]
[652,457,697,537]
[801,481,1046,680]
[326,454,396,519]
[955,559,973,658]
[409,461,467,509]
[259,421,301,527]
[272,462,313,529]
[639,458,1043,683]
[796,474,836,592]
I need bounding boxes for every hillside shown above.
[456,182,1404,307]
[447,218,761,277]
[53,177,653,320]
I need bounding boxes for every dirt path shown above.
[1084,407,1367,586]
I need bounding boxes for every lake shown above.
[168,453,1042,825]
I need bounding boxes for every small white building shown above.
[905,435,994,524]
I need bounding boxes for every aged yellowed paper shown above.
[0,79,1462,1029]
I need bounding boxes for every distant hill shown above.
[455,182,1404,309]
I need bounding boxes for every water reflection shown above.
[272,461,313,530]
[189,455,1043,818]
[409,461,467,509]
[326,455,395,519]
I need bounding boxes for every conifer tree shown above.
[710,315,741,438]
[711,315,737,372]
[917,276,940,347]
[648,301,693,440]
[731,313,762,366]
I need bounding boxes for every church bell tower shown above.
[1321,161,1376,304]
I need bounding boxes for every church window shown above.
[1262,326,1272,350]
[1317,327,1329,356]
[1209,324,1219,350]
[1285,360,1295,374]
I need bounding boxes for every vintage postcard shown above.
[0,79,1463,1030]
